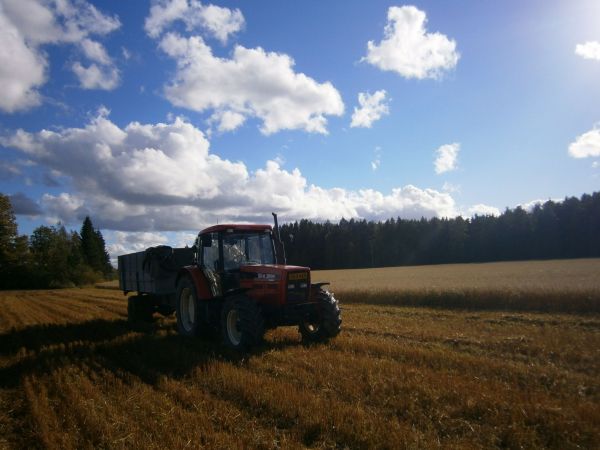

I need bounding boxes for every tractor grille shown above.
[286,272,309,304]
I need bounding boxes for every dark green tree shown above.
[80,216,111,276]
[0,194,31,288]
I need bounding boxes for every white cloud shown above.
[0,6,46,112]
[106,230,169,255]
[159,33,344,135]
[517,198,561,212]
[350,90,390,128]
[72,62,119,90]
[145,0,244,44]
[80,38,111,65]
[363,6,459,79]
[0,0,120,111]
[1,0,119,45]
[371,146,381,171]
[465,204,500,217]
[209,110,247,133]
[568,126,600,158]
[4,112,463,235]
[73,39,120,90]
[442,182,460,193]
[575,41,600,61]
[434,143,460,174]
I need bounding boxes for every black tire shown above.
[299,290,342,343]
[127,295,154,323]
[176,277,202,336]
[221,295,264,351]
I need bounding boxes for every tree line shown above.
[280,192,600,269]
[0,194,112,289]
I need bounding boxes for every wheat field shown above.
[1,260,599,448]
[313,259,600,313]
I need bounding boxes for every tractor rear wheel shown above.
[176,277,201,336]
[221,295,264,351]
[127,295,154,323]
[299,290,341,343]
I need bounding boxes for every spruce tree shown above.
[80,216,111,275]
[0,194,19,271]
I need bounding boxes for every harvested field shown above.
[0,282,598,449]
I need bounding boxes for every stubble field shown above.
[1,259,599,449]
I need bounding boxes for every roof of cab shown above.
[199,224,272,235]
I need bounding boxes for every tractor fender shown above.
[175,266,213,300]
[311,282,330,290]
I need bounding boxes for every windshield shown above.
[222,232,275,270]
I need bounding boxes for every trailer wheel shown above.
[299,290,341,343]
[221,295,264,351]
[127,295,154,323]
[176,277,201,336]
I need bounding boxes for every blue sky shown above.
[1,0,599,258]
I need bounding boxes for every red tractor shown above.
[118,215,341,350]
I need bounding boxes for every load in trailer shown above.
[118,215,341,350]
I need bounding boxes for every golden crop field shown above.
[314,258,600,314]
[1,260,599,449]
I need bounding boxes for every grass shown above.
[0,271,599,448]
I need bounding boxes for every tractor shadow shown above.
[0,317,305,390]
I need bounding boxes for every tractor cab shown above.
[196,224,311,307]
[197,224,276,294]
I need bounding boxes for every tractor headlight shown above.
[288,283,294,289]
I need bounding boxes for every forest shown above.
[0,194,112,289]
[2,191,599,288]
[280,191,600,269]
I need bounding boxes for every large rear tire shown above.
[299,290,341,343]
[221,295,264,351]
[176,277,201,336]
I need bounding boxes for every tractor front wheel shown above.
[299,290,342,343]
[221,295,264,351]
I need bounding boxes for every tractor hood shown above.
[240,264,310,281]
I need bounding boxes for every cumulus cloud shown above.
[3,112,462,233]
[208,110,247,133]
[8,192,41,216]
[575,41,600,61]
[568,126,600,158]
[0,6,46,112]
[72,61,119,90]
[0,0,120,110]
[158,33,344,134]
[434,143,460,174]
[350,90,390,128]
[0,161,23,179]
[145,0,244,43]
[465,204,500,217]
[517,198,561,212]
[104,230,198,264]
[363,5,459,79]
[442,182,460,193]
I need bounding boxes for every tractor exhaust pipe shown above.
[272,212,286,265]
